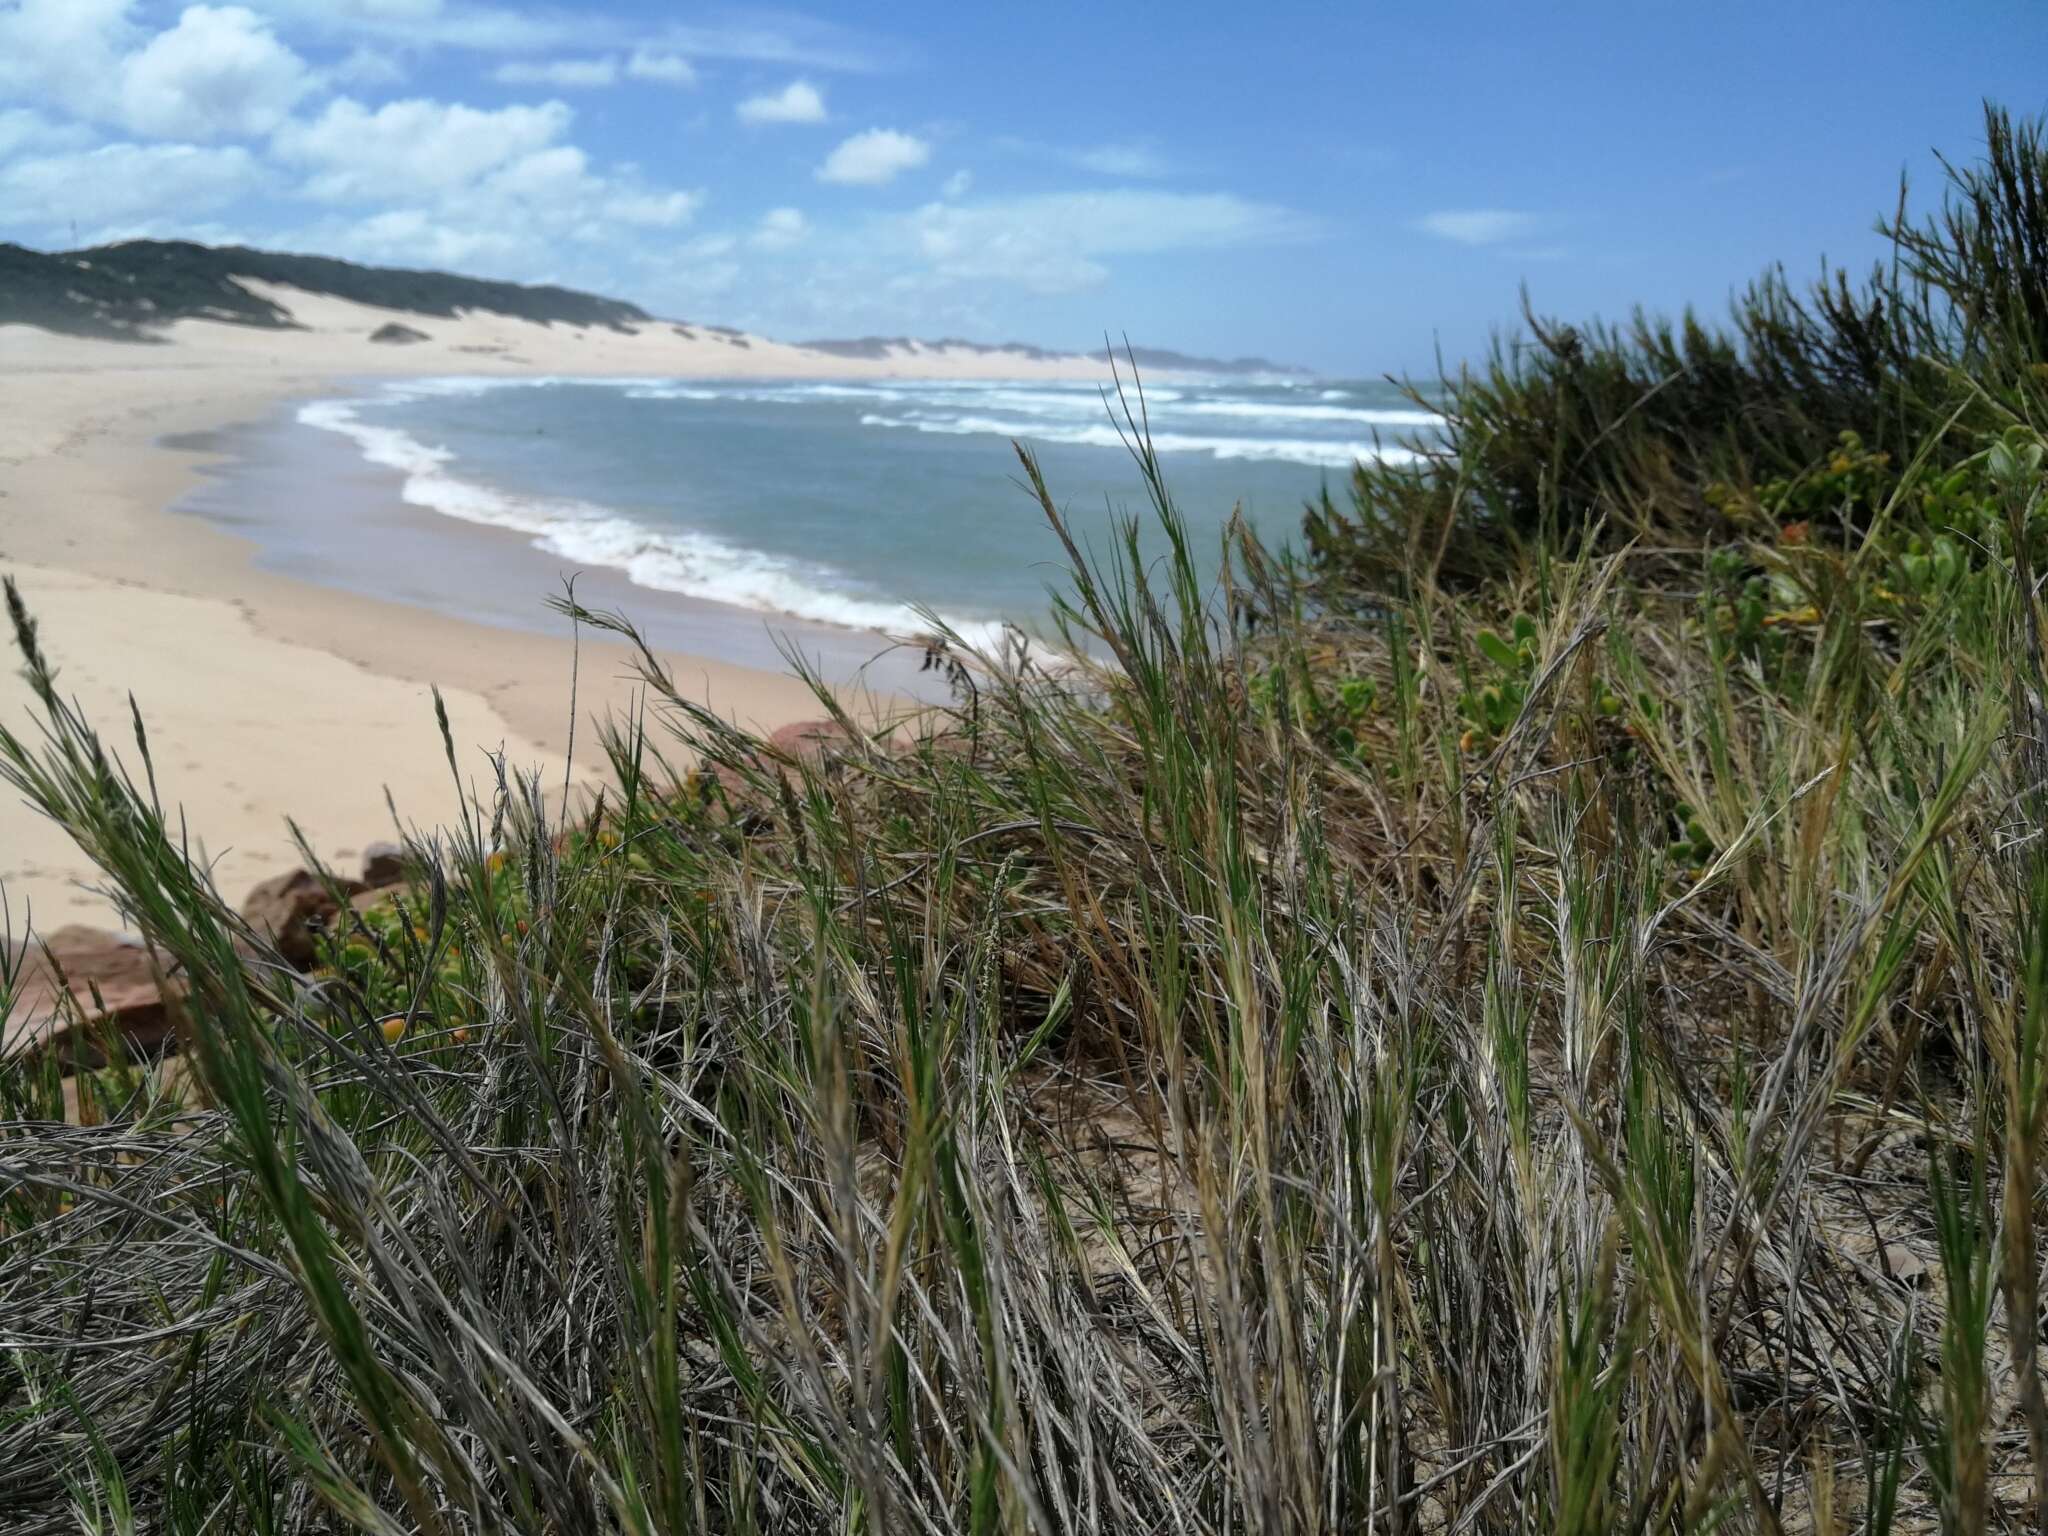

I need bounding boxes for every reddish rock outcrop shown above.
[360,842,410,889]
[241,868,365,969]
[700,718,864,798]
[6,926,177,1059]
[768,718,861,760]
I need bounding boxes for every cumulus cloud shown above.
[267,93,698,279]
[750,206,809,250]
[0,141,265,231]
[0,107,92,159]
[492,57,619,88]
[625,48,696,85]
[1415,209,1538,245]
[941,169,972,199]
[0,0,134,124]
[120,5,312,140]
[273,96,574,202]
[816,128,927,186]
[0,1,311,142]
[736,79,825,125]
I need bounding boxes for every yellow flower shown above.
[1761,605,1822,628]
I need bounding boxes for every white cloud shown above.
[260,1,891,69]
[258,0,573,52]
[274,96,574,202]
[905,189,1314,292]
[307,145,702,273]
[750,206,809,250]
[1415,209,1538,246]
[596,185,700,228]
[816,127,927,186]
[0,141,265,230]
[0,2,311,143]
[270,94,699,279]
[288,0,445,17]
[0,107,93,160]
[120,5,312,141]
[736,79,825,125]
[645,20,894,73]
[485,49,697,88]
[941,169,972,199]
[492,56,619,88]
[625,47,696,85]
[1074,141,1168,178]
[0,0,135,123]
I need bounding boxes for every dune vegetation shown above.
[7,103,2048,1535]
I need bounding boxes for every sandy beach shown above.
[0,286,1116,928]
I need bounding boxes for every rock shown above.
[6,926,177,1060]
[1880,1242,1931,1288]
[769,718,860,761]
[368,321,429,345]
[360,841,410,889]
[702,718,861,797]
[241,868,365,969]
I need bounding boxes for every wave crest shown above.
[296,398,1000,642]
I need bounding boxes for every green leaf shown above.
[1476,628,1519,672]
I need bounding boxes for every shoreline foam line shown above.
[857,412,1425,469]
[295,394,1007,645]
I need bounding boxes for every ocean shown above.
[284,373,1441,651]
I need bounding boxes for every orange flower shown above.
[1779,520,1810,546]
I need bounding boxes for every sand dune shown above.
[3,278,1125,385]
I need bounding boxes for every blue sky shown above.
[0,0,2042,373]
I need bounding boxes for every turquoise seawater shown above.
[298,374,1442,644]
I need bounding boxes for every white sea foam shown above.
[622,385,723,401]
[297,372,1430,635]
[857,412,1420,469]
[1174,400,1443,428]
[297,396,998,641]
[604,375,1435,445]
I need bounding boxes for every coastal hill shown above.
[0,240,648,337]
[0,239,1298,375]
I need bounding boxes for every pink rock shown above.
[6,926,176,1059]
[241,868,365,969]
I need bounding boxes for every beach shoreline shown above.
[172,387,963,698]
[1,293,1095,928]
